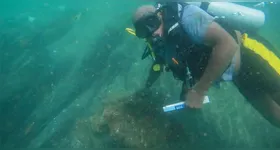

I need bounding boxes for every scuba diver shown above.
[127,2,280,128]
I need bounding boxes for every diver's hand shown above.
[184,89,205,109]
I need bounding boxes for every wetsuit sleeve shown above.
[180,5,214,44]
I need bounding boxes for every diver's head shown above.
[132,5,164,39]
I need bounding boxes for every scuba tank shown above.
[186,2,265,33]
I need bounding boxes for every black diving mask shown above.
[134,11,161,39]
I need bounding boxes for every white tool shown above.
[163,96,210,112]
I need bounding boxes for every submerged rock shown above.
[73,89,188,148]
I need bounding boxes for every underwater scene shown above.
[0,0,280,148]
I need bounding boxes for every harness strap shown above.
[167,3,187,34]
[168,23,179,34]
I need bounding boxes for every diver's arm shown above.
[193,22,239,94]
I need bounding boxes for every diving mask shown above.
[134,12,161,39]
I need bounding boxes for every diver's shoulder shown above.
[182,4,203,11]
[181,3,212,19]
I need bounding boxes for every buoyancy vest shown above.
[153,2,212,83]
[151,2,238,84]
